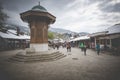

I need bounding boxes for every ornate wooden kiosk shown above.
[9,3,66,62]
[20,3,56,52]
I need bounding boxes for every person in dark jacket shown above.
[66,42,71,52]
[83,44,87,56]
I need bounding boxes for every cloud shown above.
[0,0,47,12]
[1,0,120,33]
[99,0,120,13]
[52,0,120,33]
[52,1,109,33]
[4,9,28,26]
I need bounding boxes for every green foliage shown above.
[57,33,63,38]
[48,31,54,39]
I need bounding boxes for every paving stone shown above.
[0,48,120,80]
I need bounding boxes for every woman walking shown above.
[80,42,84,51]
[96,43,100,55]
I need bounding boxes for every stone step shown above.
[15,52,61,58]
[9,55,65,62]
[8,51,66,62]
[11,53,64,61]
[52,55,66,61]
[12,52,63,60]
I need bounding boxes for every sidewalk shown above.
[0,48,120,80]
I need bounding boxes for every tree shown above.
[0,4,9,30]
[48,31,54,39]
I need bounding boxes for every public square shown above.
[0,0,120,80]
[0,47,120,80]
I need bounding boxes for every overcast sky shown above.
[0,0,120,33]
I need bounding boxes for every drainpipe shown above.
[95,37,96,49]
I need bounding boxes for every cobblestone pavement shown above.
[0,47,120,80]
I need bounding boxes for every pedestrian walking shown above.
[66,42,71,52]
[52,43,55,49]
[80,42,84,51]
[83,44,87,56]
[96,43,100,55]
[56,43,59,50]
